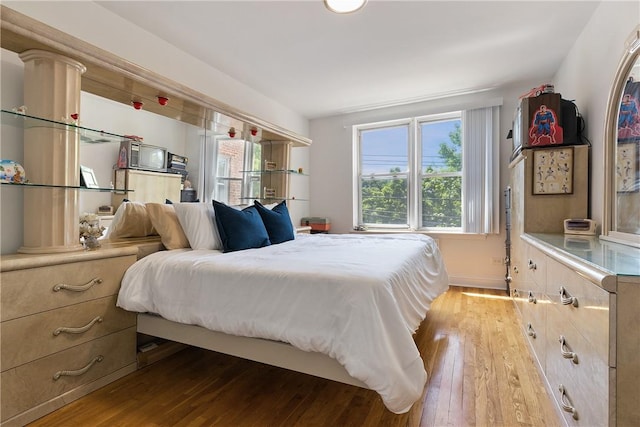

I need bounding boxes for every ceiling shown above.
[96,1,600,120]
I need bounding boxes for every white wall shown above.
[308,88,528,289]
[308,2,639,289]
[0,48,202,253]
[3,1,309,139]
[552,1,639,228]
[0,2,314,254]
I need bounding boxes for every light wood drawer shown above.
[1,295,135,371]
[511,287,525,318]
[518,289,547,367]
[0,327,136,422]
[546,258,610,364]
[525,245,547,292]
[1,255,135,321]
[546,305,609,426]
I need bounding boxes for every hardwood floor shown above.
[29,287,561,427]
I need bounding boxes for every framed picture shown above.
[532,147,574,195]
[263,187,276,198]
[80,165,99,189]
[616,141,639,192]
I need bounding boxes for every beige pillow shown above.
[107,201,156,239]
[146,203,190,250]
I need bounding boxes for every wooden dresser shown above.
[0,247,139,426]
[512,233,640,426]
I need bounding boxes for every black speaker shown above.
[560,99,583,145]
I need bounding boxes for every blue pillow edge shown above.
[254,200,295,244]
[212,200,271,252]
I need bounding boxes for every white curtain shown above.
[462,106,500,233]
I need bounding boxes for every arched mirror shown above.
[603,25,640,248]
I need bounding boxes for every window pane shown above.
[215,139,253,205]
[422,176,462,227]
[421,119,462,173]
[361,126,408,175]
[361,176,408,225]
[420,118,462,228]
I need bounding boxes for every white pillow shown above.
[173,202,222,250]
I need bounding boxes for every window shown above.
[354,106,499,233]
[205,136,261,205]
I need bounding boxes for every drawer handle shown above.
[527,260,537,271]
[53,277,103,293]
[559,286,579,307]
[526,323,536,339]
[559,335,579,364]
[53,355,104,380]
[53,316,103,336]
[527,291,537,304]
[513,288,520,298]
[558,384,579,420]
[513,266,519,274]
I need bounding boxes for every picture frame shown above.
[80,165,100,189]
[616,141,639,193]
[263,187,276,198]
[532,147,574,195]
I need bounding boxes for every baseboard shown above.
[448,275,507,290]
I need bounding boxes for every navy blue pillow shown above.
[254,200,294,244]
[212,200,271,252]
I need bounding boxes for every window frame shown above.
[354,111,464,232]
[416,111,463,232]
[353,111,464,233]
[355,118,413,229]
[205,135,259,205]
[352,105,502,235]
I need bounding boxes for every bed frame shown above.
[137,313,369,389]
[109,172,368,389]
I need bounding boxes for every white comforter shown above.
[117,233,448,413]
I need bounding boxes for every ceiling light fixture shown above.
[324,0,367,14]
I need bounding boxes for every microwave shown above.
[117,140,167,173]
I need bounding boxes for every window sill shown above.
[350,229,490,240]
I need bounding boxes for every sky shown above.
[360,119,460,175]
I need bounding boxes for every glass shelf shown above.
[1,182,130,192]
[239,197,308,202]
[1,109,127,144]
[240,169,308,176]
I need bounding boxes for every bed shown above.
[112,201,448,414]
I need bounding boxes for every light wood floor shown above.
[29,287,561,427]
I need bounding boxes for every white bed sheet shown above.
[117,233,448,413]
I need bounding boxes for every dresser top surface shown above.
[527,233,640,278]
[0,237,163,272]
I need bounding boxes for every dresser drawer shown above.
[1,295,135,371]
[0,327,136,422]
[546,258,610,364]
[546,305,609,426]
[518,289,547,367]
[1,255,135,321]
[525,245,547,292]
